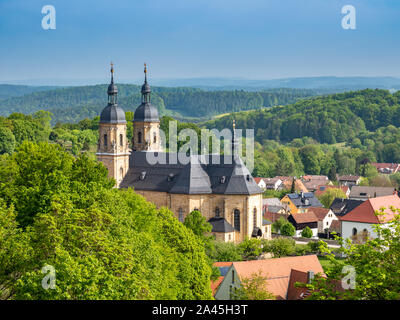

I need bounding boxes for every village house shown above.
[281,192,323,214]
[337,175,361,188]
[275,176,308,193]
[287,211,319,238]
[340,194,400,242]
[300,175,332,192]
[370,162,400,174]
[330,198,364,217]
[214,255,324,300]
[262,198,290,215]
[307,207,339,236]
[349,186,396,201]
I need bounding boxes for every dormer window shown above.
[246,175,250,181]
[167,173,174,182]
[139,171,146,180]
[220,176,226,184]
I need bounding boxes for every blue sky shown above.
[0,0,400,83]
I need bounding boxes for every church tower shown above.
[96,63,130,187]
[132,64,161,151]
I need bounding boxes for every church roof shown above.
[133,102,160,122]
[100,104,126,124]
[119,152,263,195]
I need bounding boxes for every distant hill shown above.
[203,89,400,145]
[0,84,60,100]
[0,84,318,123]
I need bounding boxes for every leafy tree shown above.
[271,216,288,233]
[261,238,296,257]
[280,223,296,237]
[317,188,347,208]
[238,238,262,260]
[0,127,16,155]
[301,209,400,300]
[210,241,242,262]
[301,226,313,238]
[231,271,275,300]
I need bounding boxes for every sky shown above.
[0,0,400,84]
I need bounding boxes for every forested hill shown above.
[0,84,318,123]
[204,89,400,144]
[0,84,59,100]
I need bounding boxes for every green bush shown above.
[281,223,296,236]
[262,238,296,257]
[301,226,313,238]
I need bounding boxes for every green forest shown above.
[0,84,318,123]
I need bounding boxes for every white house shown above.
[341,194,400,241]
[287,211,319,238]
[307,207,339,234]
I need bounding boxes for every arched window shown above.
[352,228,358,236]
[153,132,157,144]
[120,167,124,179]
[120,134,123,147]
[234,209,240,231]
[138,131,142,144]
[215,207,220,218]
[253,207,257,227]
[178,208,184,223]
[104,134,108,147]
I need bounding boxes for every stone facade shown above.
[96,123,130,187]
[134,190,268,243]
[132,121,161,152]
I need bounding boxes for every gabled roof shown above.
[263,198,282,207]
[290,211,318,224]
[330,198,364,217]
[211,262,233,295]
[120,152,263,195]
[338,175,360,182]
[231,255,324,300]
[208,217,235,233]
[371,162,400,173]
[349,186,396,199]
[286,192,323,208]
[341,194,400,224]
[307,207,331,221]
[286,269,312,300]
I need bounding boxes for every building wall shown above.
[214,265,242,300]
[281,196,298,214]
[133,190,266,243]
[132,121,161,151]
[97,123,130,187]
[341,221,379,240]
[317,210,338,233]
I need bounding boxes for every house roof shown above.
[341,194,400,224]
[290,211,319,224]
[208,217,235,233]
[349,186,396,199]
[338,175,360,182]
[329,220,341,233]
[120,152,263,195]
[211,262,233,295]
[263,198,282,207]
[330,198,364,217]
[286,192,323,208]
[280,179,308,193]
[307,207,331,221]
[231,255,324,300]
[264,211,288,223]
[254,177,264,184]
[286,269,312,300]
[301,175,330,191]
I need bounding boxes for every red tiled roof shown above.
[371,162,400,173]
[290,211,319,224]
[213,262,233,268]
[286,269,311,300]
[338,175,360,182]
[254,177,264,184]
[232,255,324,299]
[307,207,331,221]
[211,262,233,296]
[341,194,400,224]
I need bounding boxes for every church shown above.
[96,64,271,243]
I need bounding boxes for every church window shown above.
[153,132,157,144]
[234,209,240,231]
[138,131,142,143]
[215,207,220,218]
[253,207,257,227]
[352,228,357,236]
[120,134,123,147]
[179,208,184,222]
[104,134,108,147]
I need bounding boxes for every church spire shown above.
[107,62,118,105]
[141,63,151,103]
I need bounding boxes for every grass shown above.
[318,255,345,272]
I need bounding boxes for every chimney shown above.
[307,271,314,284]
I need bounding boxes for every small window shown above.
[234,209,240,231]
[352,228,358,236]
[215,207,220,218]
[104,134,108,147]
[138,131,142,144]
[179,208,184,223]
[153,132,157,144]
[253,207,257,227]
[120,134,123,146]
[120,167,124,179]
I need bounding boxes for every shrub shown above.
[280,222,295,236]
[301,226,313,238]
[262,238,295,257]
